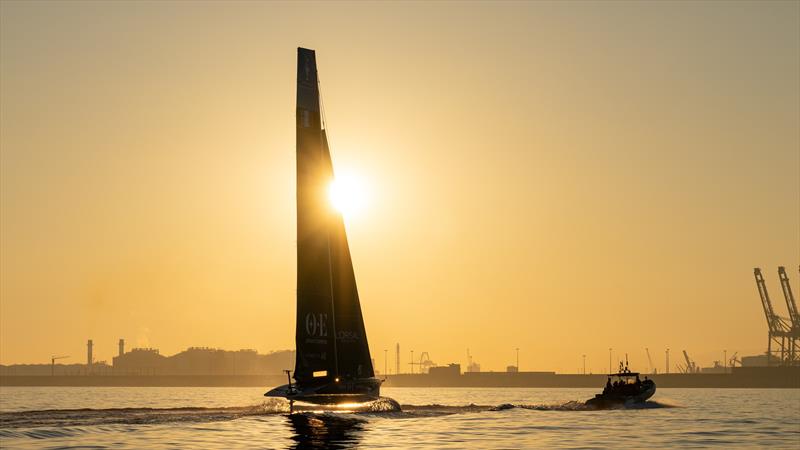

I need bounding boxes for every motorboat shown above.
[586,365,656,409]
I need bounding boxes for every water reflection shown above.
[287,413,366,449]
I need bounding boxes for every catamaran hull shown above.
[265,377,382,405]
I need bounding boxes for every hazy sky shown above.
[1,1,798,373]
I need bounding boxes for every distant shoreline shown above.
[384,367,799,389]
[0,374,285,388]
[1,367,797,388]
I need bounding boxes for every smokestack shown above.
[87,339,93,366]
[118,339,125,357]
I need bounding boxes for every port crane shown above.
[677,350,699,374]
[409,352,435,374]
[645,348,656,374]
[51,355,69,376]
[778,266,799,365]
[728,351,741,368]
[754,268,792,365]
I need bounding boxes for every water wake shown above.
[491,401,590,411]
[0,397,402,428]
[0,405,269,429]
[491,400,676,411]
[0,399,676,429]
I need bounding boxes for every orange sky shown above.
[1,1,798,373]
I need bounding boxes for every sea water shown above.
[1,386,798,448]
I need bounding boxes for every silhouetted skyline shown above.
[1,1,798,372]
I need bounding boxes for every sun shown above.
[328,172,369,218]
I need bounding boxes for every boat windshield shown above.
[609,361,640,381]
[611,374,639,384]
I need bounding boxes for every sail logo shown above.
[305,312,328,338]
[337,330,360,342]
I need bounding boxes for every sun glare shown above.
[328,172,369,218]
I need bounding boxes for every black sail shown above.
[294,48,374,384]
[321,131,375,380]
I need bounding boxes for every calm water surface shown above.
[1,387,798,448]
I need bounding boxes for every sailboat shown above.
[265,48,381,407]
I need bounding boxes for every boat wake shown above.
[0,397,402,429]
[0,398,677,429]
[0,405,270,429]
[491,400,677,411]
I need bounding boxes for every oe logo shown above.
[305,313,328,337]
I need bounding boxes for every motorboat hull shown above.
[265,377,382,405]
[586,380,656,409]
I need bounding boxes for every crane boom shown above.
[682,350,697,373]
[778,266,799,330]
[754,268,790,333]
[50,355,69,376]
[645,348,655,374]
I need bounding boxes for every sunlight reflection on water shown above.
[0,387,798,448]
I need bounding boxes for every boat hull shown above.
[586,380,656,408]
[265,377,382,405]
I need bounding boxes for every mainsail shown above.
[294,48,374,386]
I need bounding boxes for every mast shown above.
[294,48,337,384]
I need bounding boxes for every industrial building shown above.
[112,346,294,376]
[0,339,294,377]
